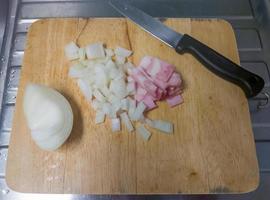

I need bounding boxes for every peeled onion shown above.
[23,83,73,151]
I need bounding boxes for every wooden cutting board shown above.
[6,18,259,194]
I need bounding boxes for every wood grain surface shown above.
[6,18,259,194]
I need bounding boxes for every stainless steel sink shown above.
[0,0,270,199]
[0,0,8,58]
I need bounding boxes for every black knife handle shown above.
[175,34,264,98]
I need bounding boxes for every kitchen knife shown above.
[109,0,264,98]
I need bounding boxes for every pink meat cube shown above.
[135,94,145,102]
[167,87,182,96]
[142,95,157,110]
[166,95,183,107]
[167,72,182,87]
[131,68,158,97]
[135,87,147,101]
[156,61,175,82]
[140,56,175,82]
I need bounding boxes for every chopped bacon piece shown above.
[166,95,183,107]
[131,56,183,109]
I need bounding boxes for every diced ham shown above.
[167,87,182,97]
[142,95,157,110]
[131,68,157,97]
[140,56,175,82]
[156,61,174,82]
[131,56,183,110]
[167,72,182,87]
[166,95,183,107]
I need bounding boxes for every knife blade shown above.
[109,0,264,98]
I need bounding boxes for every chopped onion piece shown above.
[109,79,127,99]
[91,99,102,110]
[77,79,92,101]
[121,98,129,111]
[64,41,180,137]
[108,108,117,119]
[95,110,105,124]
[86,42,105,59]
[108,94,120,104]
[78,48,86,61]
[115,55,126,65]
[123,62,135,74]
[137,124,151,141]
[87,60,96,68]
[145,118,154,127]
[93,89,105,102]
[79,59,89,67]
[111,118,121,132]
[131,102,146,121]
[100,86,111,97]
[102,102,111,115]
[151,120,173,134]
[105,48,114,57]
[115,46,132,57]
[95,66,108,87]
[109,67,120,80]
[127,82,136,94]
[120,112,134,132]
[113,70,125,81]
[68,62,91,78]
[94,57,110,64]
[112,101,121,113]
[128,98,136,118]
[106,59,116,69]
[65,42,79,60]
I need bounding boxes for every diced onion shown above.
[115,55,126,65]
[64,41,180,139]
[100,86,111,97]
[105,48,114,57]
[102,103,111,115]
[95,110,105,124]
[109,79,127,99]
[91,99,102,110]
[93,89,105,102]
[131,102,146,121]
[127,82,135,95]
[128,98,136,118]
[120,112,134,132]
[64,42,79,60]
[111,118,121,132]
[121,98,129,111]
[86,42,105,59]
[123,62,135,74]
[115,46,132,57]
[147,119,173,134]
[78,48,86,61]
[137,124,151,141]
[77,79,92,101]
[68,62,92,78]
[95,65,108,87]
